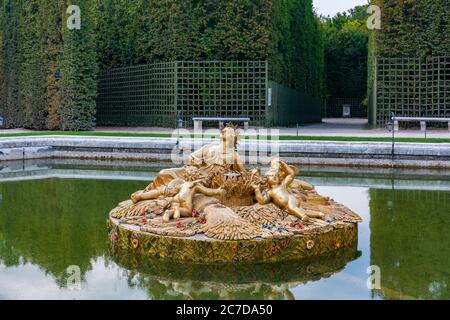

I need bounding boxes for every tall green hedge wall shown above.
[270,0,325,102]
[0,0,97,130]
[0,0,324,130]
[371,0,449,58]
[95,0,325,101]
[367,0,450,125]
[0,0,20,128]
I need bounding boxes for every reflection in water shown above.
[370,189,450,300]
[112,245,360,300]
[0,178,143,286]
[0,166,448,300]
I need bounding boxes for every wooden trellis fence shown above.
[375,56,450,127]
[96,61,268,127]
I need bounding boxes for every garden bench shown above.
[393,117,450,132]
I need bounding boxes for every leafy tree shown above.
[322,5,369,112]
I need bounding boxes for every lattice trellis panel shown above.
[176,61,267,126]
[96,61,268,127]
[375,57,450,127]
[96,63,176,127]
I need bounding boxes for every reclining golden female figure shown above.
[252,160,325,221]
[130,166,207,204]
[131,177,183,204]
[188,124,245,172]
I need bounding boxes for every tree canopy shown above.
[322,5,369,109]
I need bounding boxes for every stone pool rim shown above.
[1,135,450,169]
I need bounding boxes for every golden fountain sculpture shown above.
[108,124,362,263]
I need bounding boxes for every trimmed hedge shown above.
[18,0,48,130]
[367,0,450,126]
[270,0,325,101]
[371,0,449,58]
[0,0,21,128]
[0,0,97,130]
[1,0,325,130]
[59,0,97,131]
[95,0,324,101]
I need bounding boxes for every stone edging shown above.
[1,135,449,168]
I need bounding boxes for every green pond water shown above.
[0,160,448,300]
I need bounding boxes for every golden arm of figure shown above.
[194,183,226,197]
[252,185,271,205]
[233,153,246,172]
[131,189,161,204]
[157,168,181,180]
[280,161,297,187]
[291,179,314,191]
[132,179,183,204]
[188,145,208,166]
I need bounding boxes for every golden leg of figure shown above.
[287,196,325,221]
[163,209,174,223]
[178,208,191,217]
[168,205,191,221]
[286,206,309,221]
[286,197,309,221]
[305,210,326,220]
[131,191,142,204]
[173,208,181,221]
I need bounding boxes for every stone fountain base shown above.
[107,125,362,264]
[108,214,359,264]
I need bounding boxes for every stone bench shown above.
[192,117,250,131]
[393,117,450,132]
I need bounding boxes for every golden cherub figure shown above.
[162,179,226,222]
[252,159,325,221]
[130,168,225,222]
